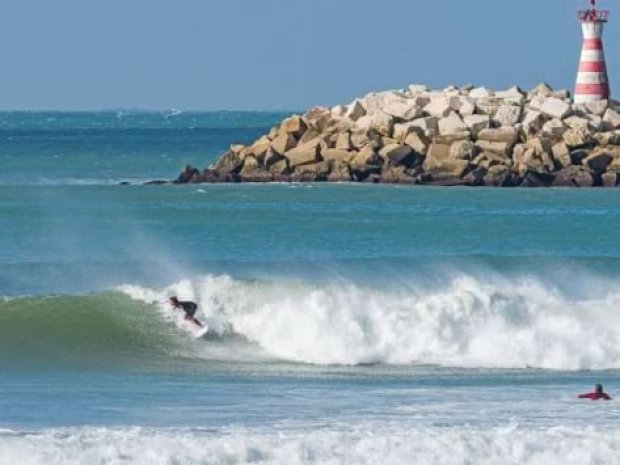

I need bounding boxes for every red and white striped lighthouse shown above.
[575,0,610,103]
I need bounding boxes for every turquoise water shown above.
[2,112,620,464]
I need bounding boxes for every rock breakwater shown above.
[174,84,620,187]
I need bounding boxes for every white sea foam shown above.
[1,424,619,465]
[120,272,620,370]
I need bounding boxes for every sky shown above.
[0,0,617,111]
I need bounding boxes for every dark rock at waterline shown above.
[144,180,171,185]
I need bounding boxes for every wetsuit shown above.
[178,301,198,318]
[578,392,611,401]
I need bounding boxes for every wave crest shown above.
[122,273,620,370]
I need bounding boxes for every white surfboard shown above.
[193,325,209,339]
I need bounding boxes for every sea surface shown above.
[1,111,620,464]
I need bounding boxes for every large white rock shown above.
[477,127,517,144]
[331,105,347,118]
[586,99,608,116]
[354,110,394,136]
[540,97,571,119]
[542,118,568,138]
[423,97,456,118]
[361,91,406,114]
[463,114,490,136]
[457,96,476,116]
[408,84,429,94]
[346,100,367,121]
[438,112,468,136]
[410,117,439,135]
[475,97,503,116]
[495,87,525,106]
[383,100,421,121]
[563,115,591,130]
[469,87,493,99]
[603,108,620,129]
[493,104,522,127]
[521,110,544,134]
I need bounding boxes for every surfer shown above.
[169,296,204,328]
[578,384,611,401]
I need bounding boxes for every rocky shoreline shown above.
[170,84,620,187]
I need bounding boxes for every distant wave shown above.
[1,424,618,465]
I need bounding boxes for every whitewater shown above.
[2,112,620,464]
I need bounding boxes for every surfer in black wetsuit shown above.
[169,296,204,327]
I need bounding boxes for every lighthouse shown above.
[574,0,610,104]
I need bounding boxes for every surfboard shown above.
[193,325,209,339]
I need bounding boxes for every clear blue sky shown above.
[0,0,617,110]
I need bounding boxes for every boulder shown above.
[563,115,591,130]
[271,133,298,155]
[298,127,322,145]
[541,119,568,139]
[563,127,592,148]
[281,115,308,138]
[213,150,244,174]
[409,117,439,135]
[239,156,272,181]
[469,87,493,99]
[586,100,608,116]
[450,140,477,160]
[326,160,352,182]
[601,172,619,187]
[424,143,470,178]
[472,152,512,170]
[552,165,595,187]
[551,142,572,168]
[477,127,518,144]
[175,165,200,184]
[423,97,455,117]
[457,96,476,116]
[393,122,420,142]
[475,140,511,156]
[484,164,514,187]
[322,148,356,163]
[380,144,419,167]
[380,165,417,184]
[304,107,332,131]
[269,159,291,176]
[408,84,429,94]
[350,131,374,149]
[463,114,490,136]
[521,110,545,134]
[294,161,331,182]
[349,145,383,181]
[346,100,367,121]
[475,97,504,116]
[285,139,321,168]
[593,132,620,146]
[354,110,394,136]
[495,88,525,106]
[540,97,571,119]
[493,104,522,127]
[603,108,620,129]
[520,171,554,187]
[583,152,613,173]
[438,112,468,136]
[528,83,554,98]
[384,100,421,121]
[404,131,430,155]
[335,132,353,150]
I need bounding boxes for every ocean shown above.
[1,111,620,464]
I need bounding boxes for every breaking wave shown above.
[4,271,620,370]
[0,424,618,465]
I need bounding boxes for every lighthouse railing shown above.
[578,10,609,22]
